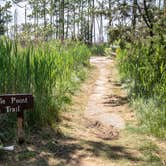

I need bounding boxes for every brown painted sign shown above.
[0,94,34,144]
[0,94,33,113]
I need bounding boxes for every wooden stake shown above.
[17,111,25,144]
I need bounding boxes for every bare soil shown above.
[1,56,165,166]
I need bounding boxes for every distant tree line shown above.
[0,0,166,44]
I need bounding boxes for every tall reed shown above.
[0,38,90,130]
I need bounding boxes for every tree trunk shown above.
[14,9,18,41]
[50,0,55,40]
[81,0,84,39]
[86,0,90,43]
[99,2,104,43]
[89,0,94,44]
[108,0,112,27]
[25,5,27,25]
[65,3,69,39]
[60,0,64,42]
[43,0,47,28]
[164,0,166,15]
[73,3,76,39]
[132,0,137,31]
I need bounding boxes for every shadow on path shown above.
[103,95,128,107]
[28,133,142,166]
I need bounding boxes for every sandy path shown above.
[85,56,125,130]
[61,56,133,166]
[3,56,165,166]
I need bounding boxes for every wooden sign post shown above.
[0,94,34,144]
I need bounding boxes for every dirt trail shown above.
[59,56,165,166]
[85,57,125,130]
[59,56,138,166]
[4,56,165,166]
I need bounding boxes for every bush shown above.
[116,35,166,138]
[132,98,166,139]
[90,43,107,56]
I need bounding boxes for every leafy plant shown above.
[116,34,166,138]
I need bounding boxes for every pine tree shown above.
[0,1,12,36]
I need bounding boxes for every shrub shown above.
[90,43,107,56]
[116,35,166,138]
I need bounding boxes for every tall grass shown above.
[0,37,90,140]
[132,98,166,138]
[116,36,166,139]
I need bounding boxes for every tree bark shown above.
[164,0,166,15]
[43,0,47,28]
[65,2,69,39]
[89,0,94,44]
[132,0,137,31]
[60,0,64,42]
[73,3,76,39]
[108,0,112,27]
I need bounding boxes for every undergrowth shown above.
[0,38,90,143]
[116,35,166,139]
[90,43,107,56]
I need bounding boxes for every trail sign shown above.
[0,94,33,113]
[0,94,34,144]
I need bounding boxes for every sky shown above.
[0,0,109,42]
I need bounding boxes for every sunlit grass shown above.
[116,37,166,139]
[0,37,91,133]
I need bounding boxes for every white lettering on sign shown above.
[6,106,20,113]
[11,97,28,104]
[0,98,6,104]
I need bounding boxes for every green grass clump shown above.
[132,98,166,139]
[0,37,90,142]
[139,141,162,165]
[18,150,37,161]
